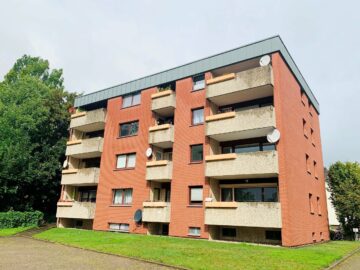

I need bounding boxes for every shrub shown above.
[0,211,43,228]
[330,229,344,240]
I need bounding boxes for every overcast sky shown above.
[0,0,359,166]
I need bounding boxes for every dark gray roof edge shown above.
[74,35,320,112]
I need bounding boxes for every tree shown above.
[327,161,360,237]
[0,55,77,216]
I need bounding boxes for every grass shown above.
[0,226,35,237]
[35,228,360,270]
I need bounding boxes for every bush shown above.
[330,229,344,240]
[0,211,43,228]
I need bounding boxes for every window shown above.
[79,189,96,202]
[320,232,323,241]
[116,153,136,169]
[192,108,204,125]
[317,196,321,216]
[109,223,129,232]
[189,186,203,205]
[113,189,133,205]
[235,143,260,153]
[309,193,314,214]
[312,232,316,243]
[310,128,315,145]
[120,121,139,137]
[306,154,311,174]
[222,227,236,238]
[262,143,276,151]
[190,144,203,162]
[314,161,318,179]
[153,188,161,201]
[221,141,275,154]
[265,230,282,241]
[75,220,83,228]
[188,227,200,236]
[303,119,308,138]
[193,74,205,91]
[155,151,163,161]
[220,186,278,202]
[122,92,141,108]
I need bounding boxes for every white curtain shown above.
[116,155,126,168]
[124,189,132,204]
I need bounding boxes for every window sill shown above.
[307,170,312,175]
[113,168,135,171]
[191,88,205,92]
[117,134,138,139]
[109,204,132,207]
[187,204,203,208]
[189,161,203,165]
[121,104,140,110]
[312,142,316,147]
[190,123,204,127]
[304,134,308,139]
[187,234,200,237]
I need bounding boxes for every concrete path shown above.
[0,236,174,270]
[332,250,360,270]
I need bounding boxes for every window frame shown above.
[116,153,136,169]
[119,120,139,138]
[190,144,203,163]
[220,185,278,203]
[192,74,205,91]
[109,223,130,232]
[191,107,204,126]
[121,92,141,108]
[317,196,321,216]
[188,226,201,237]
[112,188,133,205]
[306,154,311,174]
[189,186,203,205]
[309,193,314,214]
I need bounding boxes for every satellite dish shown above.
[63,159,69,169]
[259,55,271,66]
[134,209,142,223]
[267,129,281,143]
[146,147,152,158]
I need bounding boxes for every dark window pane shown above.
[265,230,282,240]
[192,108,204,125]
[120,123,130,136]
[120,121,138,137]
[235,188,262,202]
[191,145,203,161]
[262,143,276,151]
[222,146,233,154]
[264,187,278,202]
[193,74,205,91]
[235,144,260,153]
[221,188,233,202]
[222,227,236,237]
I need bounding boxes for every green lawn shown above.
[0,226,34,237]
[35,228,360,270]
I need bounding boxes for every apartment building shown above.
[56,36,329,246]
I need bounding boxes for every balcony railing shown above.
[142,202,171,223]
[70,108,106,132]
[148,124,174,148]
[151,90,176,116]
[206,106,276,142]
[205,151,278,179]
[206,65,273,106]
[56,201,96,219]
[205,201,281,228]
[61,167,100,186]
[65,137,103,159]
[146,160,172,182]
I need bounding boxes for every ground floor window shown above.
[265,230,281,241]
[109,223,129,232]
[222,227,237,238]
[188,227,200,236]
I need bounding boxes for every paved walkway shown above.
[0,236,173,270]
[332,250,360,270]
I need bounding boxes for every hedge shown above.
[0,211,43,229]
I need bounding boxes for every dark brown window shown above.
[112,189,133,205]
[192,108,204,125]
[190,144,203,162]
[120,121,139,137]
[79,189,97,202]
[189,186,203,205]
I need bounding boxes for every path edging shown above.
[325,246,360,269]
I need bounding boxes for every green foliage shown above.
[36,228,360,270]
[0,211,43,229]
[327,161,360,237]
[0,55,77,214]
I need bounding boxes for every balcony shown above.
[56,201,96,219]
[151,90,176,116]
[205,106,275,142]
[205,202,281,228]
[206,65,273,106]
[61,167,100,186]
[70,108,106,132]
[142,202,171,223]
[148,124,174,148]
[65,137,103,159]
[205,151,278,179]
[146,161,172,182]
